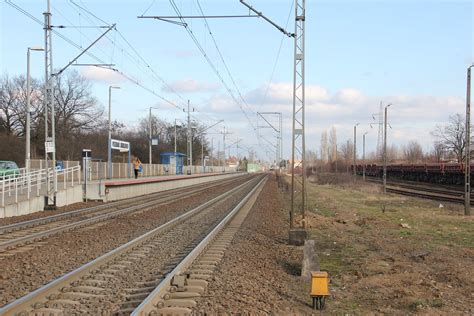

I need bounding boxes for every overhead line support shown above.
[239,0,295,37]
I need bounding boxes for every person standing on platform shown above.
[132,155,142,179]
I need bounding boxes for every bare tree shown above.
[329,125,337,162]
[320,130,328,163]
[387,144,401,162]
[52,71,104,159]
[431,113,466,162]
[339,140,354,162]
[403,140,424,163]
[306,150,318,163]
[431,142,445,162]
[0,74,21,135]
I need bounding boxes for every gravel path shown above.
[194,175,313,314]
[0,176,251,307]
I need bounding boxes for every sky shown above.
[1,0,473,162]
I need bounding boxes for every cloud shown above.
[246,82,329,104]
[194,81,465,158]
[163,78,220,93]
[81,66,124,84]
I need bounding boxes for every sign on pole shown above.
[45,141,55,153]
[111,139,130,153]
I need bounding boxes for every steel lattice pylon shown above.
[290,0,306,228]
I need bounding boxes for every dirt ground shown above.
[299,175,474,315]
[194,175,315,314]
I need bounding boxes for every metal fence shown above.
[30,159,232,181]
[1,165,81,207]
[0,160,235,207]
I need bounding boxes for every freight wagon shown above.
[353,163,470,185]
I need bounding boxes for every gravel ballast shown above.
[194,175,313,313]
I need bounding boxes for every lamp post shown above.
[148,107,160,164]
[465,64,473,216]
[353,123,360,178]
[383,103,392,193]
[26,46,44,173]
[107,85,120,179]
[363,131,368,181]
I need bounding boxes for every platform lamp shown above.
[465,64,473,216]
[26,46,44,173]
[107,85,121,179]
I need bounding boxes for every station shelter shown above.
[160,152,186,175]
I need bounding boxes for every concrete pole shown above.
[149,107,152,164]
[465,65,472,216]
[174,119,177,153]
[335,144,338,173]
[353,123,359,178]
[346,139,349,174]
[187,100,192,172]
[201,135,204,172]
[363,132,368,181]
[223,126,226,172]
[26,48,31,172]
[383,104,391,193]
[211,138,213,167]
[107,86,112,179]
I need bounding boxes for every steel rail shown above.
[385,186,467,204]
[0,174,246,235]
[0,175,249,252]
[131,175,267,315]
[0,176,260,315]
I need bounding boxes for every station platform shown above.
[1,172,243,218]
[1,181,82,218]
[85,172,242,202]
[104,172,233,187]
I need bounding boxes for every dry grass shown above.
[282,175,474,314]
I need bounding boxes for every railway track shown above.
[0,175,248,256]
[365,178,468,204]
[0,174,266,315]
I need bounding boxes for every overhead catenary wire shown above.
[6,0,258,160]
[168,0,258,133]
[259,0,294,112]
[195,0,257,125]
[69,1,190,108]
[4,0,188,115]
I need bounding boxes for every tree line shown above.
[313,113,470,171]
[0,71,211,166]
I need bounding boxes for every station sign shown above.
[111,139,130,152]
[45,141,55,153]
[152,138,159,146]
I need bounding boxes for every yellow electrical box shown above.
[311,271,329,296]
